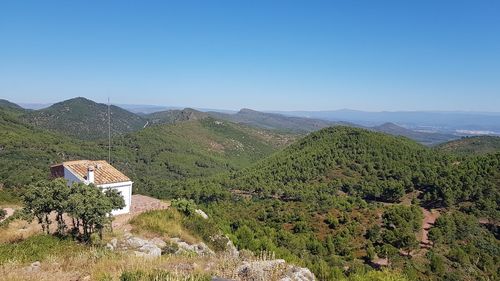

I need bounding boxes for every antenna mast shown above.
[108,97,111,163]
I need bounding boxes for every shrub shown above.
[0,209,6,221]
[171,199,197,216]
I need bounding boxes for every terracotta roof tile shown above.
[55,160,130,185]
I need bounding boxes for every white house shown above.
[50,160,132,215]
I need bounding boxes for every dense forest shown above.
[148,127,499,281]
[0,101,499,281]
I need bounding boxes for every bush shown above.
[0,209,6,221]
[171,198,197,216]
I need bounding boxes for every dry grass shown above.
[0,218,41,244]
[129,209,200,244]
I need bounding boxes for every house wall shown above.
[98,181,133,215]
[63,168,132,215]
[64,166,84,186]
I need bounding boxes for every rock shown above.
[110,238,118,248]
[281,266,315,281]
[126,236,147,248]
[212,277,235,281]
[195,209,209,219]
[150,237,166,248]
[81,276,91,281]
[138,243,162,258]
[25,261,41,272]
[237,260,286,280]
[106,243,114,251]
[225,238,239,258]
[237,260,315,281]
[169,237,215,256]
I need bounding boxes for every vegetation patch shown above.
[0,234,85,265]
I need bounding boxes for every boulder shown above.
[237,260,316,281]
[25,261,41,272]
[170,237,215,256]
[150,237,167,248]
[195,209,209,219]
[237,260,286,280]
[137,243,162,258]
[280,266,315,281]
[126,236,147,248]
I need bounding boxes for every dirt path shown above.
[0,207,15,222]
[420,208,440,249]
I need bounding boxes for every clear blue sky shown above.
[1,0,499,111]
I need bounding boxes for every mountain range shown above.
[0,97,482,145]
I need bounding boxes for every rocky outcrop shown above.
[236,260,315,281]
[108,233,162,258]
[195,209,209,219]
[169,237,215,256]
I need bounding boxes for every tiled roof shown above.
[53,160,130,185]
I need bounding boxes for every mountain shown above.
[274,109,500,134]
[0,99,23,110]
[208,108,349,133]
[371,122,458,145]
[209,108,457,145]
[111,117,295,192]
[145,108,210,125]
[0,108,292,190]
[436,136,500,155]
[0,107,105,187]
[22,97,147,140]
[175,126,499,280]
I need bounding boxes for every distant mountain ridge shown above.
[0,99,23,109]
[371,122,458,145]
[146,108,210,125]
[437,136,500,155]
[272,109,500,133]
[208,108,345,133]
[22,97,147,140]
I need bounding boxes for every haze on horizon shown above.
[1,0,499,112]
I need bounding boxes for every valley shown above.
[0,98,499,281]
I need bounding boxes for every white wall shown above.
[98,181,133,216]
[63,168,132,215]
[64,166,83,186]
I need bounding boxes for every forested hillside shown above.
[1,103,498,281]
[0,108,105,187]
[22,97,147,140]
[109,117,295,193]
[146,108,209,125]
[437,136,500,155]
[152,126,499,280]
[0,108,291,191]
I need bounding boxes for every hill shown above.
[0,109,292,191]
[371,122,458,145]
[208,108,338,133]
[22,97,147,140]
[0,107,105,187]
[0,99,23,110]
[111,117,295,192]
[146,108,209,125]
[436,135,500,155]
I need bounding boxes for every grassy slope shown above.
[436,136,500,155]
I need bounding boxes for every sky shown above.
[0,0,499,112]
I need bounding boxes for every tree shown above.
[23,179,125,242]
